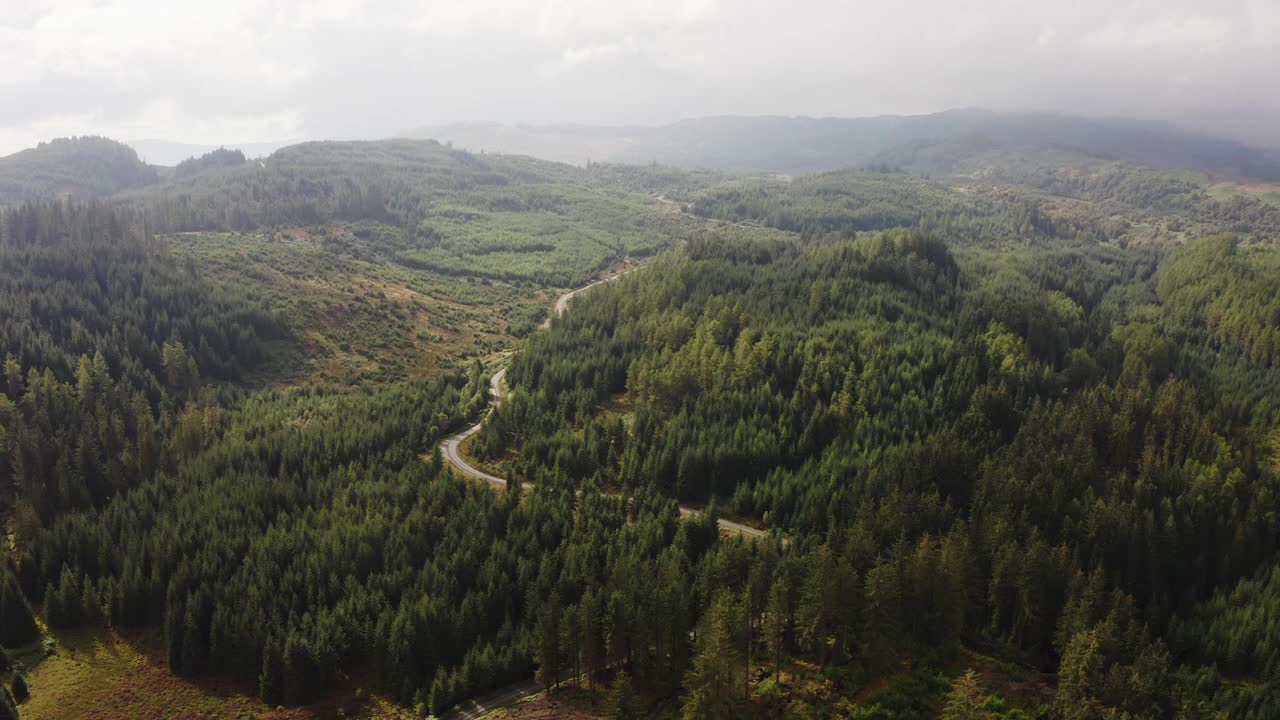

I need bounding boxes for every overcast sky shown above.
[1,0,1277,155]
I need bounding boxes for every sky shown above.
[1,0,1278,156]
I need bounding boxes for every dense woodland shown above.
[481,189,1280,715]
[690,162,1280,246]
[122,140,689,287]
[0,138,157,204]
[0,202,286,528]
[172,147,248,179]
[1,136,1280,719]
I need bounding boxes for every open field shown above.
[168,228,556,384]
[475,691,602,720]
[18,627,416,720]
[1207,180,1280,207]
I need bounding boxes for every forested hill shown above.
[172,147,248,178]
[119,139,691,287]
[125,137,584,233]
[416,109,1280,179]
[0,137,158,204]
[0,201,289,527]
[481,226,1280,718]
[5,127,1280,720]
[687,163,1280,246]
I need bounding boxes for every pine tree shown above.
[0,686,17,720]
[579,590,603,690]
[259,636,283,705]
[9,675,27,704]
[1055,628,1106,720]
[81,577,103,624]
[428,669,450,716]
[765,577,788,680]
[681,590,742,720]
[862,558,902,674]
[537,591,561,693]
[164,595,185,671]
[181,601,209,675]
[800,543,842,664]
[0,566,38,646]
[562,602,581,689]
[607,670,642,720]
[47,566,84,629]
[941,669,985,720]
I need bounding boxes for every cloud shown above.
[1,0,1278,155]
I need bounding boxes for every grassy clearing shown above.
[744,649,1052,719]
[21,626,267,720]
[953,648,1055,709]
[19,626,416,720]
[1207,181,1280,207]
[479,648,1053,720]
[394,185,682,286]
[168,229,553,385]
[477,690,602,720]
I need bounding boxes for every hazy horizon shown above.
[10,104,1280,168]
[3,0,1278,156]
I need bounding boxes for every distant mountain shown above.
[128,138,300,166]
[410,110,1280,181]
[113,137,592,234]
[412,123,650,168]
[173,147,248,178]
[0,136,158,204]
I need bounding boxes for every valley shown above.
[1,124,1279,720]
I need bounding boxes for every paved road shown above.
[542,266,636,329]
[439,268,632,489]
[439,367,537,492]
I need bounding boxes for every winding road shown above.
[436,265,770,720]
[438,267,768,531]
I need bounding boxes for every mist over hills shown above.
[5,102,1280,720]
[0,137,158,203]
[5,108,1280,208]
[128,139,300,166]
[412,109,1280,180]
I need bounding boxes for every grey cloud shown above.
[1,0,1277,155]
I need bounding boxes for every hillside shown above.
[3,135,1280,720]
[0,137,158,204]
[128,138,297,166]
[415,109,1280,180]
[121,139,695,287]
[688,160,1280,246]
[482,224,1280,719]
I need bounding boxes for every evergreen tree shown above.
[0,566,38,646]
[259,636,283,705]
[0,686,16,720]
[861,558,902,674]
[562,602,581,689]
[681,591,742,720]
[942,669,986,720]
[579,590,604,690]
[1055,628,1106,720]
[8,675,27,704]
[765,577,788,680]
[607,670,642,720]
[537,591,562,693]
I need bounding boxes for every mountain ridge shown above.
[409,109,1280,180]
